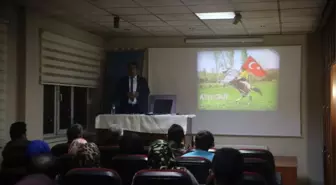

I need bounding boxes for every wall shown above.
[106,35,324,185]
[24,9,104,145]
[0,5,19,156]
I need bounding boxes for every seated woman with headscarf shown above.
[148,139,184,170]
[26,140,51,159]
[68,138,87,155]
[73,142,100,168]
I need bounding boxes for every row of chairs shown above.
[58,148,277,185]
[64,168,267,185]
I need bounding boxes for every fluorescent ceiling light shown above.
[195,12,235,20]
[185,38,264,44]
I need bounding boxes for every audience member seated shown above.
[68,138,87,155]
[15,174,54,185]
[26,140,51,159]
[183,130,215,161]
[148,139,183,170]
[1,122,30,170]
[51,124,83,157]
[27,154,57,179]
[211,148,244,185]
[97,127,122,146]
[168,124,186,157]
[119,133,144,154]
[73,142,100,168]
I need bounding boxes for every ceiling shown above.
[19,0,326,37]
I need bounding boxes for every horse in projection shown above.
[221,69,263,104]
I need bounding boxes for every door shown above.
[325,63,336,185]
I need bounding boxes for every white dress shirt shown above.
[128,76,137,105]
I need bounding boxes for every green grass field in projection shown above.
[199,81,278,111]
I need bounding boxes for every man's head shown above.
[212,148,244,185]
[168,124,185,146]
[66,124,83,143]
[195,130,214,151]
[128,62,138,77]
[10,122,27,140]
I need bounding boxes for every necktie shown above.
[131,77,133,92]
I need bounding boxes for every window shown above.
[43,85,92,136]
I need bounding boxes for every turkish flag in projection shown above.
[242,56,267,77]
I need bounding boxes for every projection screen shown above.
[148,46,301,137]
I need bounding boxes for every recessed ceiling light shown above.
[195,12,235,20]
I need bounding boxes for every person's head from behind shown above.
[10,121,27,141]
[68,138,87,155]
[148,139,176,169]
[26,140,51,158]
[105,127,122,146]
[168,124,185,147]
[28,154,57,179]
[67,124,83,143]
[74,142,100,168]
[119,133,144,154]
[195,130,214,151]
[15,174,54,185]
[128,62,138,77]
[212,148,243,185]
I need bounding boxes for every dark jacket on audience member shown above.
[1,138,30,169]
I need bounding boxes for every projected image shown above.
[198,49,279,111]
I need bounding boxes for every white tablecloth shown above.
[95,114,195,134]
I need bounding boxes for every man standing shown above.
[117,62,150,114]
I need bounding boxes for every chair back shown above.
[243,172,267,185]
[111,155,148,185]
[56,154,74,177]
[176,156,211,184]
[244,158,276,185]
[239,149,275,168]
[132,169,199,185]
[99,146,120,167]
[64,168,121,185]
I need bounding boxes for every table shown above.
[275,156,297,185]
[95,114,195,146]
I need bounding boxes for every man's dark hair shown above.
[212,148,244,185]
[119,133,144,154]
[10,122,27,140]
[128,62,138,69]
[168,124,184,145]
[195,130,214,151]
[66,124,83,143]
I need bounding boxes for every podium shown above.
[95,114,195,146]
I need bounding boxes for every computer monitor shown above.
[148,95,176,114]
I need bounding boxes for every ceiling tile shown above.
[247,27,280,35]
[107,7,150,15]
[157,14,199,21]
[181,0,229,5]
[133,21,170,27]
[99,21,134,28]
[84,15,115,23]
[188,4,234,13]
[240,11,278,18]
[89,0,139,8]
[142,26,177,32]
[153,32,183,36]
[282,26,312,33]
[121,15,160,22]
[243,17,279,24]
[167,20,204,26]
[134,0,183,6]
[182,30,215,36]
[213,29,247,35]
[282,22,313,28]
[231,0,277,2]
[281,16,317,23]
[203,20,238,28]
[147,6,191,14]
[281,8,321,17]
[233,2,278,11]
[280,0,325,9]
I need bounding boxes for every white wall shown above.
[24,9,104,145]
[106,35,324,185]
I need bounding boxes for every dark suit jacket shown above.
[117,76,150,114]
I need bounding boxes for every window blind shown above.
[40,31,103,87]
[0,24,7,147]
